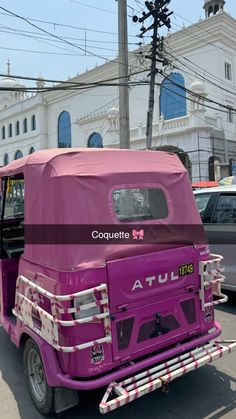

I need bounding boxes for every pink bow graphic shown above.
[132,229,144,240]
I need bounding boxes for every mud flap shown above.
[100,340,236,414]
[54,387,79,413]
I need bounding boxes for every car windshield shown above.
[194,193,211,214]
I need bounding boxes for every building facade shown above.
[0,0,236,181]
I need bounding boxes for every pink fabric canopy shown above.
[0,149,202,270]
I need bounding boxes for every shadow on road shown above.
[0,327,45,419]
[215,291,236,315]
[0,327,236,419]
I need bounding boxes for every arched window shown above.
[31,115,36,131]
[15,150,23,160]
[16,120,20,135]
[29,146,35,154]
[8,123,12,138]
[209,156,215,180]
[4,153,9,166]
[208,156,221,181]
[229,158,236,176]
[2,126,6,140]
[58,111,71,148]
[160,73,187,120]
[208,6,213,16]
[23,118,28,133]
[88,132,103,148]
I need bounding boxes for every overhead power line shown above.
[164,45,236,99]
[0,68,147,86]
[138,11,236,95]
[158,82,236,137]
[0,24,137,45]
[0,70,149,94]
[68,0,117,15]
[159,70,236,115]
[0,45,112,57]
[0,28,120,53]
[132,0,173,148]
[168,19,236,91]
[0,11,138,37]
[173,11,236,53]
[0,81,151,94]
[0,5,118,63]
[0,5,145,71]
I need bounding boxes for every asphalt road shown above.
[0,294,235,419]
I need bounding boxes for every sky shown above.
[0,0,235,86]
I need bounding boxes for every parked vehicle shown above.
[192,180,219,189]
[194,185,236,292]
[0,149,235,415]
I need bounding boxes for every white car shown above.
[194,185,236,292]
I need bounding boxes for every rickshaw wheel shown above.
[23,338,54,414]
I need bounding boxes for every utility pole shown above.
[146,3,159,149]
[118,0,130,149]
[133,0,172,148]
[197,132,201,181]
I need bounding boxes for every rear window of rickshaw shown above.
[113,188,168,222]
[4,178,24,219]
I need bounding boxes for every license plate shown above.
[178,263,194,276]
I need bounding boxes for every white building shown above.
[0,0,236,181]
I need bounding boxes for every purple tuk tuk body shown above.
[0,149,234,414]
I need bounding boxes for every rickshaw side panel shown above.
[15,257,114,377]
[0,259,19,326]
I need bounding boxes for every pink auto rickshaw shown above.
[0,148,235,414]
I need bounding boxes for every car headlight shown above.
[74,293,100,320]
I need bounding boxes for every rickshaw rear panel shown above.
[13,243,215,379]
